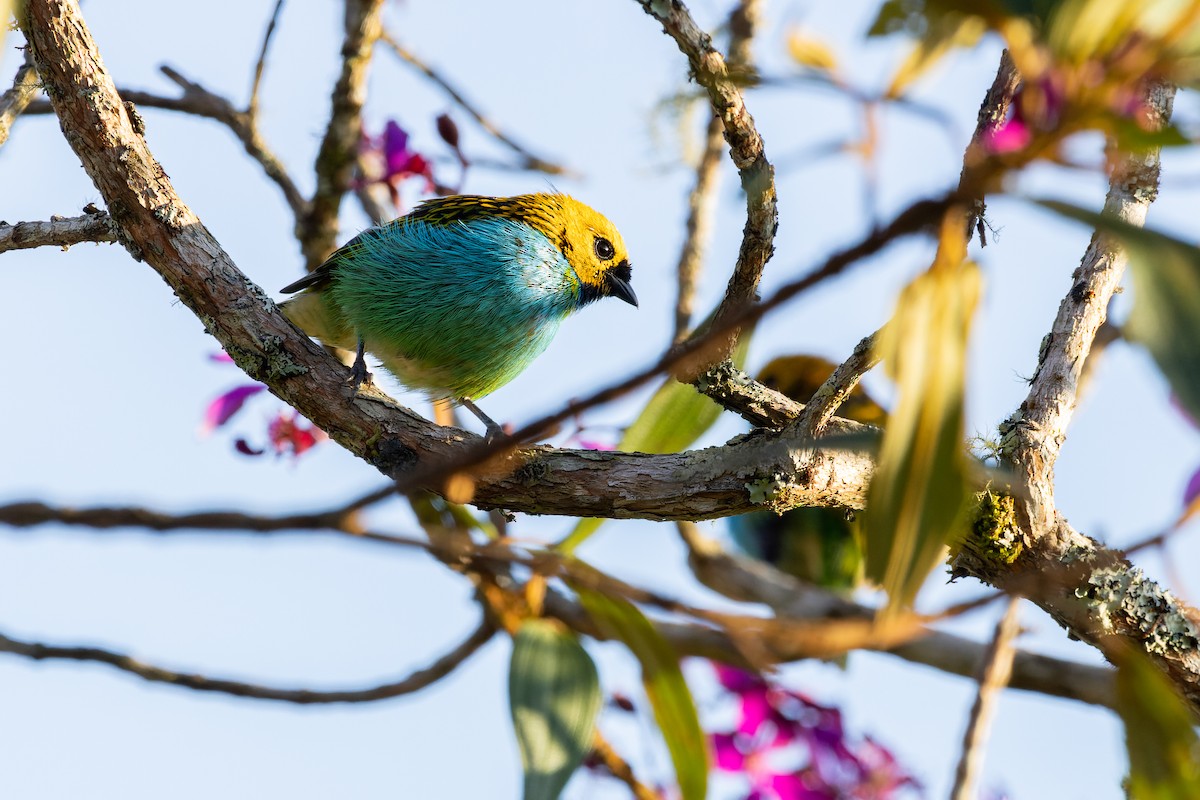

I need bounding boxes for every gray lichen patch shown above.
[1076,565,1200,655]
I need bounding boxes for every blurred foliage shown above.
[576,587,709,800]
[509,620,602,800]
[1115,645,1200,799]
[865,220,980,612]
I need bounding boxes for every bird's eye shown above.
[593,237,616,261]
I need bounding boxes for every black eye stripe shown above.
[593,236,615,260]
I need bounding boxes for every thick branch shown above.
[299,0,384,270]
[0,620,494,704]
[0,211,116,251]
[637,0,777,366]
[950,82,1200,709]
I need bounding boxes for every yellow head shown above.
[407,193,637,307]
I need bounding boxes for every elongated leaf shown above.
[509,620,602,800]
[577,588,708,800]
[788,29,839,73]
[1,1,10,53]
[1115,647,1200,799]
[557,327,752,553]
[1040,200,1200,423]
[865,255,980,611]
[886,13,987,97]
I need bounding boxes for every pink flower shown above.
[202,352,326,460]
[709,663,918,800]
[201,384,266,434]
[359,119,437,209]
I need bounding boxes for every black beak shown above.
[606,260,638,307]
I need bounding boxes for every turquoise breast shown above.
[326,215,584,399]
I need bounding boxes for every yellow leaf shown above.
[865,221,981,611]
[788,29,839,73]
[886,14,987,97]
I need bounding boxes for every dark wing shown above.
[279,197,508,294]
[279,231,374,294]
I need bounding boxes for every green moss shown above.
[955,489,1022,564]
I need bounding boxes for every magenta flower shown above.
[709,664,919,800]
[201,384,266,435]
[359,119,436,209]
[202,353,326,460]
[266,409,327,457]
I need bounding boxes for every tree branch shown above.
[950,81,1200,709]
[636,0,777,367]
[950,597,1021,800]
[156,65,308,223]
[0,211,116,252]
[247,0,285,119]
[0,619,495,704]
[378,33,572,177]
[299,0,384,270]
[672,522,1115,708]
[0,50,40,149]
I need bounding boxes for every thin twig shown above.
[670,0,761,343]
[588,731,660,800]
[378,33,571,177]
[949,597,1022,800]
[0,50,41,148]
[247,0,285,118]
[673,115,724,343]
[157,65,308,222]
[0,618,495,704]
[959,50,1021,243]
[0,212,116,252]
[0,482,401,533]
[794,329,881,436]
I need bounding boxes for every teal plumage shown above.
[280,193,636,410]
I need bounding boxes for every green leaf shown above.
[576,588,708,800]
[1039,200,1200,422]
[509,620,602,800]
[556,324,752,554]
[1115,647,1200,799]
[865,261,980,610]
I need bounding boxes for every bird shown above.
[279,193,638,437]
[729,355,887,593]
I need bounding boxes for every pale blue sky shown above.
[3,1,1199,798]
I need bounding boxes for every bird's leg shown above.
[348,335,374,394]
[459,397,505,442]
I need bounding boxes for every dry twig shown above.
[0,212,116,252]
[0,619,495,704]
[950,597,1022,800]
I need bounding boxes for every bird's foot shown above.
[348,338,373,396]
[460,397,506,443]
[347,362,374,394]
